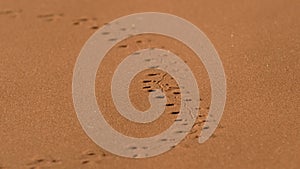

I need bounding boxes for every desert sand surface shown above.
[0,0,299,169]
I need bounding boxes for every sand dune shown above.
[0,0,299,169]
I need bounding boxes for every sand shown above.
[0,0,299,169]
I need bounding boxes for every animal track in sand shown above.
[0,10,105,31]
[37,13,64,22]
[18,149,110,168]
[0,9,22,18]
[26,157,62,169]
[72,17,100,30]
[92,32,214,149]
[79,150,109,165]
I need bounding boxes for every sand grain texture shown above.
[0,0,299,169]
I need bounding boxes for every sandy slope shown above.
[0,0,299,169]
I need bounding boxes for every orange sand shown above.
[0,0,299,169]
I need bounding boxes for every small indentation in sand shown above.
[0,9,22,18]
[26,157,62,168]
[118,44,128,48]
[90,26,99,30]
[166,103,175,106]
[171,111,180,115]
[81,160,89,164]
[37,13,64,22]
